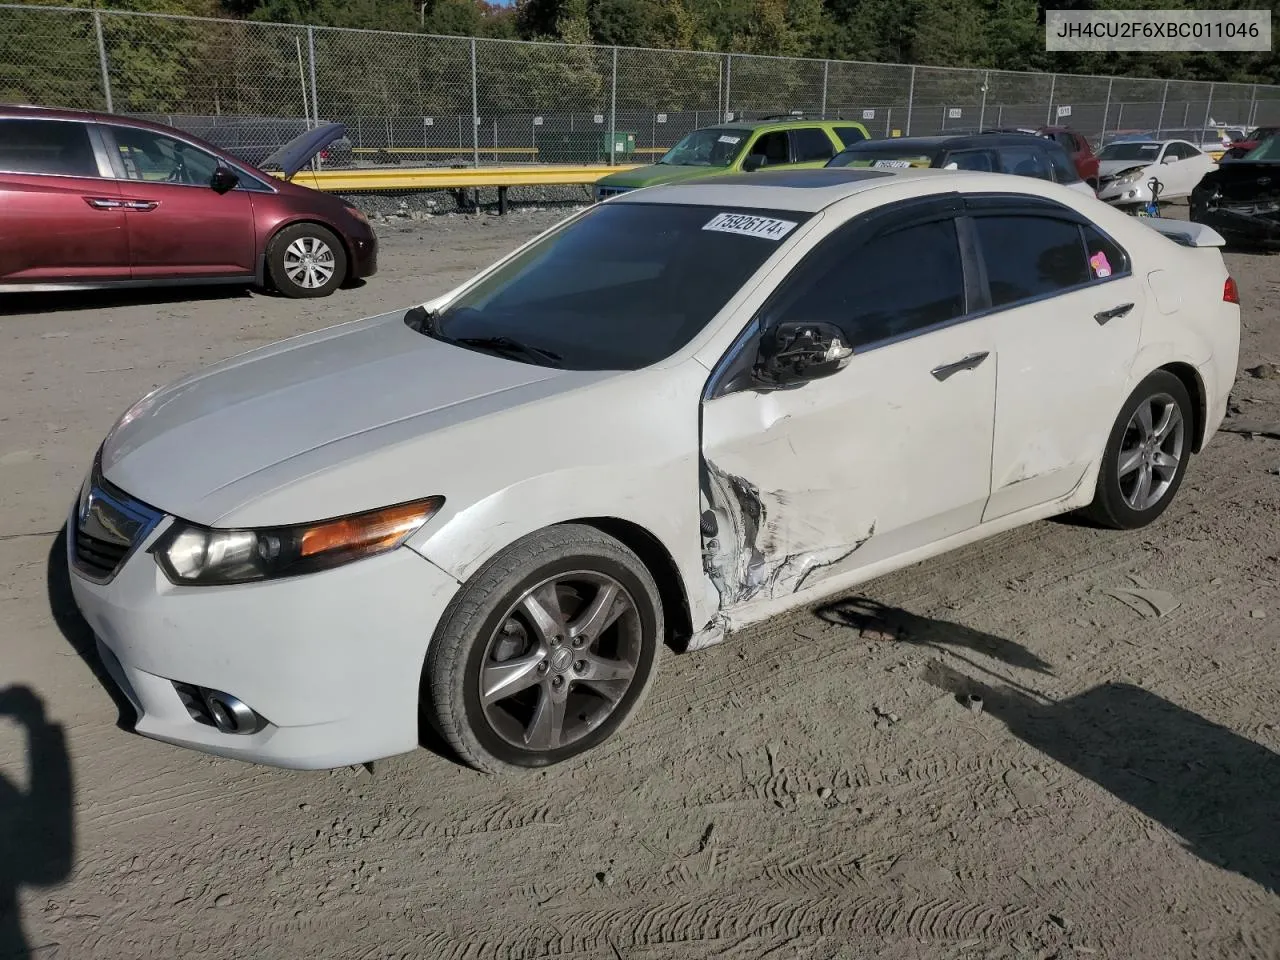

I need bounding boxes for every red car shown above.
[993,125,1101,190]
[0,106,376,298]
[1223,126,1280,160]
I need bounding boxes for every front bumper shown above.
[349,231,378,279]
[68,502,459,769]
[1098,178,1152,205]
[1189,201,1280,247]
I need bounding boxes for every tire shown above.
[425,524,663,773]
[1082,370,1194,530]
[266,223,347,298]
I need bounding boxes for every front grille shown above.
[75,530,130,578]
[71,462,163,584]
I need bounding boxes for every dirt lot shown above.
[1,206,1278,960]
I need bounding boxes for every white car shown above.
[68,168,1241,773]
[1096,139,1217,207]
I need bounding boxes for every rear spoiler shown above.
[1138,217,1226,248]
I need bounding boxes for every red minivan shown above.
[0,105,376,298]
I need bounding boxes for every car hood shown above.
[100,311,606,525]
[258,122,348,179]
[598,163,729,189]
[1194,161,1280,203]
[1098,159,1156,178]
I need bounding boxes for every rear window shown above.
[833,126,868,148]
[1045,145,1081,183]
[429,203,809,371]
[0,118,98,178]
[791,127,836,163]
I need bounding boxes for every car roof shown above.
[837,132,1058,152]
[611,166,1072,214]
[0,102,229,149]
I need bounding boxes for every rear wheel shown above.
[266,223,346,298]
[1082,370,1193,529]
[425,525,662,773]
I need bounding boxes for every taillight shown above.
[1224,276,1240,304]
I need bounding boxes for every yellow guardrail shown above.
[352,146,539,156]
[281,164,642,194]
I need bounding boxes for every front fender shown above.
[407,460,712,629]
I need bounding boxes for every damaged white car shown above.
[69,167,1240,773]
[1096,138,1217,208]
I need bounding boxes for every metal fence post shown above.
[1045,72,1057,125]
[609,46,618,165]
[307,26,319,125]
[905,66,916,135]
[977,70,989,132]
[92,11,113,113]
[1249,84,1258,126]
[1156,80,1169,135]
[725,54,733,120]
[821,60,829,117]
[1203,81,1215,128]
[1101,77,1113,143]
[470,38,479,168]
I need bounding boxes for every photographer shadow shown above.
[0,686,75,959]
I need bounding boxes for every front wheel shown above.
[266,223,347,298]
[425,524,663,773]
[1082,370,1194,529]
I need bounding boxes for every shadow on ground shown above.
[0,284,255,317]
[0,686,75,960]
[46,528,135,731]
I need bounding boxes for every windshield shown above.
[1244,136,1280,161]
[658,128,749,167]
[828,148,935,169]
[426,202,808,371]
[1246,126,1279,140]
[1099,142,1162,161]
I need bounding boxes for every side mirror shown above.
[742,154,765,172]
[210,165,240,194]
[756,321,853,386]
[1161,154,1178,164]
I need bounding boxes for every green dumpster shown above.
[539,130,636,163]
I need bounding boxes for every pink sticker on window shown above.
[1090,250,1112,278]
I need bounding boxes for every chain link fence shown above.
[3,3,1280,169]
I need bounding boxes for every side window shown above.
[774,218,966,348]
[790,127,836,163]
[747,131,791,167]
[946,150,994,171]
[833,126,867,148]
[0,119,98,178]
[973,215,1090,307]
[1082,224,1129,280]
[998,146,1051,181]
[1045,146,1079,183]
[110,126,220,186]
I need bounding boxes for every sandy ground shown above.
[1,206,1278,960]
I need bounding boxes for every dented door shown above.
[697,206,998,614]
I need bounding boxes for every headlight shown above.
[1117,169,1146,184]
[152,496,444,586]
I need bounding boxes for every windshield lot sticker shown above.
[718,135,741,144]
[871,158,914,169]
[703,213,798,240]
[1090,250,1112,278]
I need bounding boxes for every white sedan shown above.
[1096,138,1217,207]
[68,167,1240,773]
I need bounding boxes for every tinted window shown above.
[111,126,220,185]
[827,146,936,169]
[974,215,1090,307]
[791,128,836,163]
[0,119,98,177]
[775,218,966,348]
[431,203,806,371]
[1170,142,1199,160]
[998,145,1051,180]
[1082,225,1129,279]
[833,126,868,148]
[946,149,994,171]
[1045,145,1080,182]
[748,131,791,166]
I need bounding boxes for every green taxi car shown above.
[593,118,872,200]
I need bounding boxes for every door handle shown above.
[1094,302,1134,325]
[84,197,124,209]
[930,351,989,381]
[122,200,158,211]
